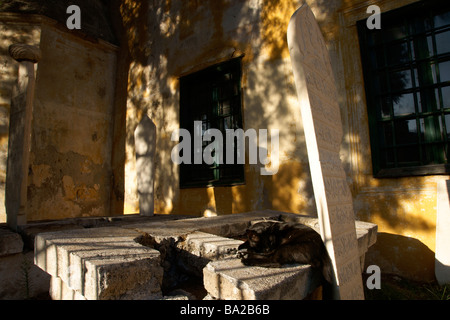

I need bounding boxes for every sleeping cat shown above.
[237,220,334,293]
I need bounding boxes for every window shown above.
[179,58,245,188]
[358,0,450,177]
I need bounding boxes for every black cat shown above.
[237,221,333,289]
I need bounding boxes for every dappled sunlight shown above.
[261,0,300,61]
[111,0,446,282]
[117,0,312,217]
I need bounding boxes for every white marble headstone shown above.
[436,180,450,285]
[134,116,156,216]
[287,4,364,299]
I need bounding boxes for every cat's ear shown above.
[275,222,289,233]
[269,222,280,232]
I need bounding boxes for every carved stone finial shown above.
[8,44,41,63]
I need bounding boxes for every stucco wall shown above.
[119,0,442,281]
[335,0,442,281]
[120,0,315,217]
[27,22,118,221]
[0,13,118,222]
[0,0,443,281]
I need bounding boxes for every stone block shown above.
[0,225,23,256]
[34,227,163,300]
[176,232,244,276]
[125,210,280,241]
[202,213,377,300]
[50,276,86,300]
[0,250,50,300]
[179,232,243,260]
[203,258,321,300]
[18,221,83,250]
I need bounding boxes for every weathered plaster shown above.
[0,0,443,281]
[118,0,443,280]
[25,22,118,221]
[120,0,314,219]
[334,0,443,280]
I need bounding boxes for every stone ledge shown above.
[203,258,321,300]
[35,227,163,300]
[19,214,191,249]
[179,232,244,260]
[124,211,281,240]
[0,225,23,256]
[176,231,244,276]
[201,212,378,300]
[33,211,377,300]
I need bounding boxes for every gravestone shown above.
[435,180,450,285]
[134,116,156,216]
[287,4,365,299]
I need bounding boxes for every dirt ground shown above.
[363,273,450,300]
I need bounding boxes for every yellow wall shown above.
[119,0,442,280]
[121,0,316,218]
[0,14,118,222]
[27,23,118,221]
[332,0,441,280]
[0,0,441,281]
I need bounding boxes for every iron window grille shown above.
[358,0,450,177]
[179,58,245,188]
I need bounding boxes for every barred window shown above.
[358,0,450,177]
[179,58,245,187]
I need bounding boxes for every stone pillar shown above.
[6,44,41,230]
[287,4,364,299]
[134,116,156,216]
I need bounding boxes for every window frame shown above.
[358,0,450,178]
[178,57,246,188]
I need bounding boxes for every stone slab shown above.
[179,231,244,260]
[33,211,376,300]
[0,225,23,256]
[19,214,190,249]
[202,216,377,300]
[50,276,87,300]
[125,210,281,240]
[287,4,364,299]
[34,227,163,300]
[203,258,321,300]
[176,231,244,276]
[18,222,83,251]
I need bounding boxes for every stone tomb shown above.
[287,4,364,299]
[34,211,377,300]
